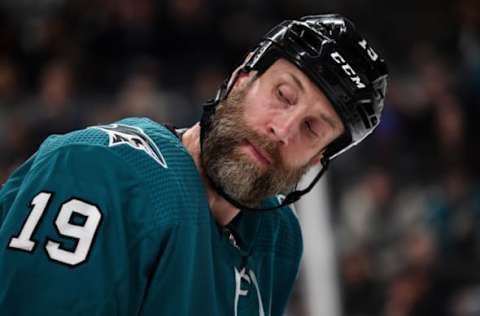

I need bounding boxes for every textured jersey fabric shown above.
[0,117,303,316]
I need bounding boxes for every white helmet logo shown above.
[330,51,366,89]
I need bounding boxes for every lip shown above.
[243,140,272,166]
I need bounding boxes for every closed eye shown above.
[276,84,297,105]
[305,120,319,137]
[277,88,290,104]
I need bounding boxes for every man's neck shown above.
[181,123,240,226]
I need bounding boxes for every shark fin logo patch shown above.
[92,124,167,168]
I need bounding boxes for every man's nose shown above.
[267,113,301,146]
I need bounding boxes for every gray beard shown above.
[201,87,310,208]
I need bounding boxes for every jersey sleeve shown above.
[0,143,170,316]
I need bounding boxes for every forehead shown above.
[262,58,344,132]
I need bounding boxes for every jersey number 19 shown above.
[8,191,102,267]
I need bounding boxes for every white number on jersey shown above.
[8,191,102,267]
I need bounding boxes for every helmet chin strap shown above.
[207,156,330,212]
[200,67,332,211]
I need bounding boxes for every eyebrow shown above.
[320,113,339,131]
[287,73,305,93]
[287,72,342,133]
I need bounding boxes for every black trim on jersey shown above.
[163,123,188,141]
[7,191,55,254]
[163,123,179,138]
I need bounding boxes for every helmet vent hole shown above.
[357,102,376,129]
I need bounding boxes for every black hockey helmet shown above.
[200,14,389,210]
[242,14,388,159]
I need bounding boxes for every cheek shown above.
[282,143,321,170]
[242,99,274,128]
[241,84,282,126]
[281,145,307,169]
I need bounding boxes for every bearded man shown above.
[0,14,387,316]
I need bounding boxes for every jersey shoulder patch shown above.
[90,123,167,168]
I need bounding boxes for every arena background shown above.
[0,0,479,315]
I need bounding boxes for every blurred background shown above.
[0,0,479,315]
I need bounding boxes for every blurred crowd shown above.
[330,0,480,315]
[0,0,479,315]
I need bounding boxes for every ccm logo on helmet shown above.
[330,52,366,89]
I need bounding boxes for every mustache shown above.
[213,97,287,171]
[245,133,281,167]
[218,115,283,168]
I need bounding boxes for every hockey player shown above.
[0,14,387,316]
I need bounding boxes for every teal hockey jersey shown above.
[0,117,303,316]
